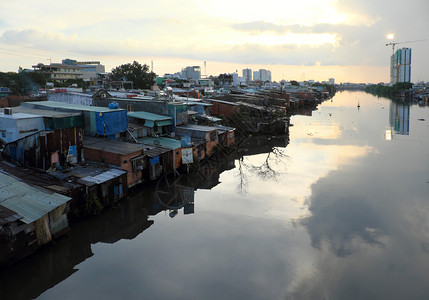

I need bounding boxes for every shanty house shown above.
[83,137,146,188]
[127,111,173,139]
[138,136,182,173]
[0,172,71,266]
[1,107,84,170]
[175,124,219,157]
[22,101,127,139]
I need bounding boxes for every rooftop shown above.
[22,101,125,113]
[176,124,218,132]
[138,136,181,150]
[128,111,172,122]
[0,112,44,120]
[2,107,81,118]
[83,136,143,156]
[0,172,71,224]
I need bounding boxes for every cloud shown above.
[232,21,288,35]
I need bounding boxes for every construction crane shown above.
[386,39,425,84]
[386,39,426,56]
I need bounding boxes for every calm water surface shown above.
[1,91,429,300]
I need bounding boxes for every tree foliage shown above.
[110,61,156,89]
[290,80,299,86]
[0,71,47,95]
[365,82,413,98]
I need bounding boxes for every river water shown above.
[1,91,429,300]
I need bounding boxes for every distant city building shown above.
[394,48,412,84]
[32,62,83,83]
[62,59,105,81]
[182,66,201,80]
[329,78,335,85]
[242,68,252,82]
[230,73,239,87]
[259,69,271,82]
[253,70,260,81]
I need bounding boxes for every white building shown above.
[0,109,45,144]
[182,66,201,80]
[259,69,271,82]
[329,78,335,85]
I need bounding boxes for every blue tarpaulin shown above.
[149,156,160,165]
[96,112,105,135]
[96,111,127,136]
[181,136,192,148]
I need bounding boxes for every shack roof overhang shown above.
[79,168,127,185]
[128,111,172,128]
[176,124,218,133]
[0,173,71,224]
[138,137,181,150]
[140,144,171,157]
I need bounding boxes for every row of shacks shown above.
[0,92,235,266]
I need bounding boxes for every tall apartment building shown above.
[242,68,252,82]
[253,69,271,82]
[253,70,260,81]
[390,48,412,84]
[259,69,271,82]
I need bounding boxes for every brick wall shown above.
[211,102,238,118]
[83,147,144,188]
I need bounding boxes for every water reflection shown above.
[390,101,410,135]
[0,134,288,300]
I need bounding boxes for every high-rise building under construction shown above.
[390,47,411,84]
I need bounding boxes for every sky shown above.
[0,0,428,83]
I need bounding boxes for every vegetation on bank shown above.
[365,82,413,98]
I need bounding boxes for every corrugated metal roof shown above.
[140,144,171,157]
[0,204,23,225]
[80,169,126,185]
[184,100,212,107]
[176,124,218,132]
[22,101,125,113]
[138,137,181,150]
[0,173,71,224]
[83,136,143,156]
[128,111,172,122]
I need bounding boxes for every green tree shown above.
[110,61,156,89]
[290,80,299,86]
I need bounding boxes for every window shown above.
[131,155,146,170]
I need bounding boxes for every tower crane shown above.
[386,39,425,56]
[386,39,425,84]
